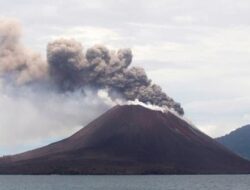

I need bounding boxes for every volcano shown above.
[0,105,249,174]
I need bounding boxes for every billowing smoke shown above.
[46,39,184,114]
[0,18,183,115]
[0,18,47,85]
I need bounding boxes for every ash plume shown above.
[0,18,47,85]
[47,40,184,115]
[0,18,184,115]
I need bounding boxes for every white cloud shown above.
[48,26,123,47]
[196,124,230,138]
[172,15,196,24]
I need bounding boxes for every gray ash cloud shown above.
[0,19,47,85]
[0,18,184,115]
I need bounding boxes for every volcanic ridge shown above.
[0,105,249,174]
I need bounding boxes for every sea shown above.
[0,175,249,190]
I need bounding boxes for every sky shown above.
[0,0,250,155]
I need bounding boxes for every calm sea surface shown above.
[0,175,249,190]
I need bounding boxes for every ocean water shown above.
[0,175,249,190]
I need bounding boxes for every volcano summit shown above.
[0,105,249,174]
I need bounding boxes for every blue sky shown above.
[0,0,250,155]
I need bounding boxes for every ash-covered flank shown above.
[0,105,249,174]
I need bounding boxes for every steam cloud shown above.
[0,18,184,115]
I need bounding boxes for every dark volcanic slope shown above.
[216,125,250,160]
[0,105,250,174]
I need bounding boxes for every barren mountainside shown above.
[0,105,249,174]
